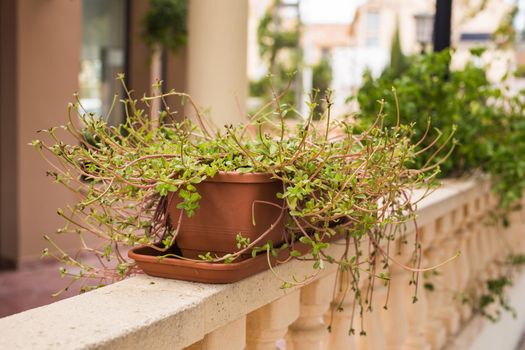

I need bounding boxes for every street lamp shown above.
[414,13,434,53]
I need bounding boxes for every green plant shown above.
[478,277,515,321]
[356,49,525,208]
[35,76,448,333]
[513,64,525,78]
[389,22,407,77]
[460,253,525,322]
[311,57,333,117]
[493,6,518,49]
[250,0,302,108]
[142,0,188,52]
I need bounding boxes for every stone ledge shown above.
[0,250,342,349]
[0,179,485,350]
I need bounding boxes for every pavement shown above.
[0,260,85,318]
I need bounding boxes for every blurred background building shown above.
[0,0,187,272]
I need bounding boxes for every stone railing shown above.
[1,179,525,350]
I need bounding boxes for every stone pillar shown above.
[325,271,358,350]
[246,291,300,350]
[185,317,246,350]
[187,0,248,128]
[287,273,336,350]
[0,0,80,266]
[382,265,409,350]
[357,286,387,350]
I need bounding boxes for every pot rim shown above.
[205,171,280,183]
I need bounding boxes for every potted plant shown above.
[142,0,187,124]
[35,77,449,328]
[356,48,525,210]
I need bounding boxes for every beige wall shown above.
[0,0,189,266]
[16,0,82,264]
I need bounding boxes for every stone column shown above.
[287,273,336,350]
[187,0,248,128]
[326,271,358,350]
[246,291,300,350]
[185,317,246,350]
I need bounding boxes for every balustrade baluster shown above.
[457,225,473,322]
[435,213,461,336]
[514,199,525,250]
[422,221,448,349]
[245,291,300,350]
[482,225,498,279]
[184,316,246,350]
[423,248,448,349]
[400,225,431,350]
[286,273,336,350]
[401,270,430,350]
[356,283,387,350]
[325,271,358,350]
[467,221,482,284]
[381,263,409,350]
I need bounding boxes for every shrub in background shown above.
[356,49,525,208]
[311,57,333,117]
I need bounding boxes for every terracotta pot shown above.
[167,172,285,259]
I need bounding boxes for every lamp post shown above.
[433,0,452,52]
[414,13,434,53]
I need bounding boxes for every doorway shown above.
[0,0,18,269]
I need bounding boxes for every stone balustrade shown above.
[1,179,525,350]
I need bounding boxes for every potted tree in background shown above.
[142,0,187,126]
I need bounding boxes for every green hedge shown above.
[356,49,525,208]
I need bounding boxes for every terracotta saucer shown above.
[128,240,313,284]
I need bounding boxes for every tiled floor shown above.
[0,261,79,318]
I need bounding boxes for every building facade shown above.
[0,0,250,267]
[0,0,159,267]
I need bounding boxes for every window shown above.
[365,10,380,47]
[459,33,492,42]
[79,0,128,125]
